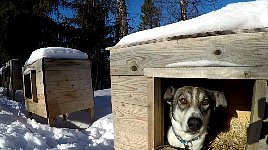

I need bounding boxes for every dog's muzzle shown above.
[187,117,202,132]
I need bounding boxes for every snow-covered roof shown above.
[115,0,268,47]
[25,47,88,66]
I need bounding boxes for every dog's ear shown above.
[163,86,175,105]
[209,90,227,108]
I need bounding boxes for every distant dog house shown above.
[2,59,23,100]
[0,66,4,87]
[23,48,94,126]
[108,28,268,150]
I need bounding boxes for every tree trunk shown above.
[180,0,187,21]
[116,0,128,38]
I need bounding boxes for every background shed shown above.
[108,28,268,150]
[23,58,94,126]
[3,59,23,100]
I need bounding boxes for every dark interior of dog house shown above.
[160,78,255,149]
[23,71,35,99]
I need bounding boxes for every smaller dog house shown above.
[2,59,23,100]
[23,47,94,126]
[108,1,268,149]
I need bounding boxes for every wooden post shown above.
[48,116,56,127]
[88,108,94,124]
[247,80,268,149]
[148,77,163,150]
[12,90,16,101]
[31,70,37,103]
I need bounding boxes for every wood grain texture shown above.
[110,31,268,75]
[113,118,148,150]
[111,76,148,106]
[112,101,148,119]
[144,67,268,79]
[112,101,148,150]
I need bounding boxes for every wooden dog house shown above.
[108,28,268,150]
[23,58,94,126]
[2,59,23,100]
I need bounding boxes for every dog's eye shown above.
[179,98,187,104]
[202,99,209,105]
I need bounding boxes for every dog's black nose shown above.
[187,117,202,132]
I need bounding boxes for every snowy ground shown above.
[0,88,114,150]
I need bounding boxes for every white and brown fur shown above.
[164,86,227,150]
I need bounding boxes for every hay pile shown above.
[208,115,250,149]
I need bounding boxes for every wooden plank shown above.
[45,79,92,91]
[46,91,93,106]
[112,101,148,119]
[112,101,148,150]
[43,58,91,71]
[147,77,163,150]
[25,99,47,118]
[110,31,268,75]
[45,83,93,104]
[35,72,45,95]
[247,80,268,150]
[112,101,148,149]
[47,99,93,117]
[44,70,91,82]
[144,67,268,79]
[111,76,148,106]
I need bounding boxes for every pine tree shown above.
[116,0,128,39]
[138,0,160,31]
[154,0,218,24]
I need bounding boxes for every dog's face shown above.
[164,86,227,135]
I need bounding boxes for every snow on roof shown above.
[116,0,268,47]
[25,47,88,66]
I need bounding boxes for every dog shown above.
[164,86,227,150]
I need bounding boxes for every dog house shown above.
[108,27,268,150]
[2,59,23,100]
[23,55,94,126]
